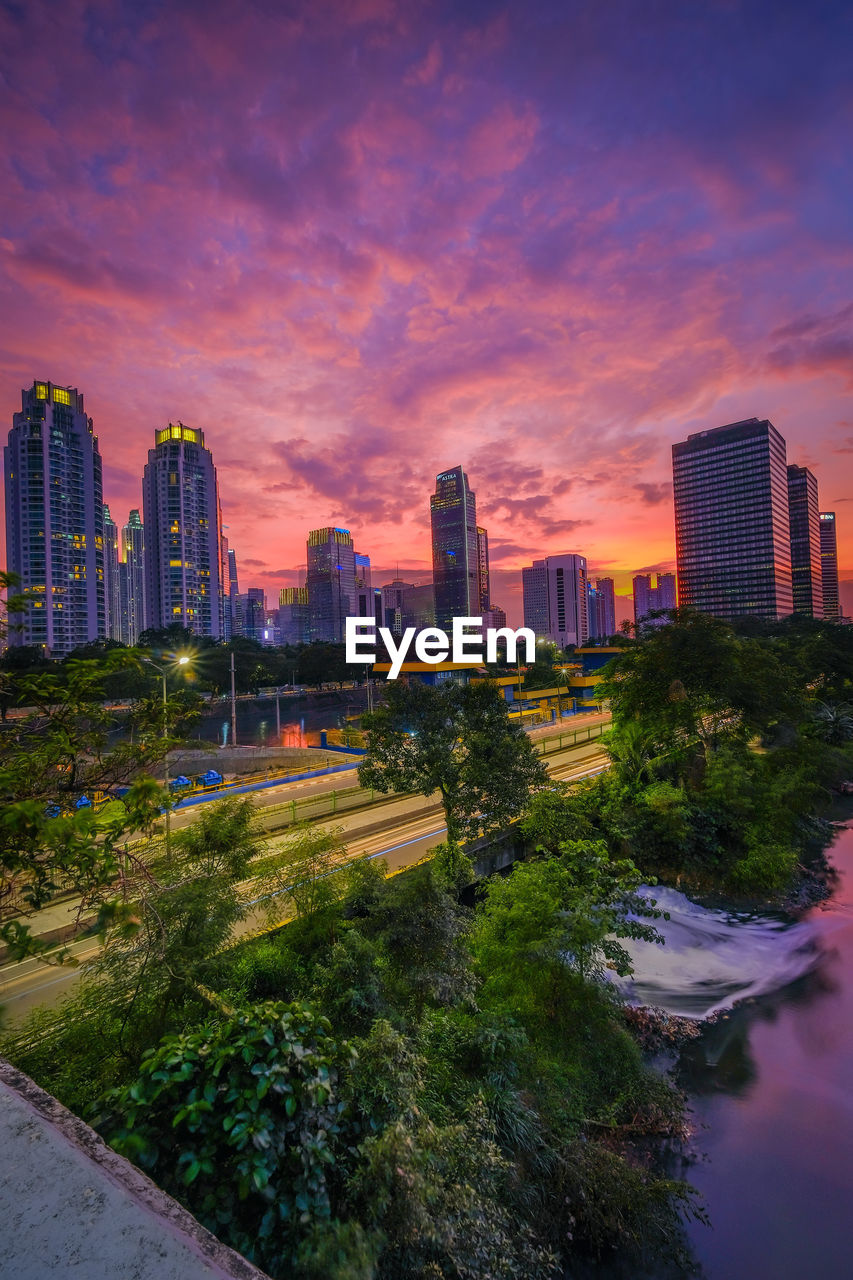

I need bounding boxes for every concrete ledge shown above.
[0,1057,270,1280]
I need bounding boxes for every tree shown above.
[102,1001,365,1279]
[359,679,547,845]
[0,651,191,961]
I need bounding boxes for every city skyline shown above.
[1,2,852,626]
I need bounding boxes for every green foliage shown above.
[102,1002,360,1276]
[359,679,547,843]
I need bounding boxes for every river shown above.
[613,813,853,1278]
[186,687,370,749]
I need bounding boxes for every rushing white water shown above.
[615,886,822,1018]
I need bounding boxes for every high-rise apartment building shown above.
[279,586,310,645]
[121,509,145,645]
[522,553,588,649]
[633,571,677,627]
[476,526,490,612]
[4,380,105,655]
[430,467,479,628]
[103,504,122,641]
[587,577,616,639]
[142,422,225,638]
[787,465,823,618]
[672,418,793,621]
[306,527,357,642]
[820,512,840,621]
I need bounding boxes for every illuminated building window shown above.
[53,388,71,406]
[34,383,48,399]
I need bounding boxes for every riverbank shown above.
[609,812,853,1279]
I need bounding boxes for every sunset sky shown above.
[2,0,852,624]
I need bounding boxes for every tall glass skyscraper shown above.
[142,422,225,637]
[430,467,479,629]
[672,418,793,621]
[103,504,122,641]
[787,465,823,617]
[121,509,145,645]
[306,527,357,641]
[820,512,840,621]
[4,380,105,655]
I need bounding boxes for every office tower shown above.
[595,577,616,637]
[476,526,490,611]
[4,380,105,655]
[482,604,507,630]
[633,571,677,627]
[244,587,265,641]
[121,509,145,645]
[354,553,373,617]
[103,504,122,641]
[220,534,232,639]
[380,579,436,633]
[786,466,823,617]
[279,586,310,645]
[306,527,357,642]
[672,418,793,621]
[142,422,225,638]
[522,553,588,648]
[431,467,479,628]
[820,512,840,621]
[226,546,240,635]
[632,574,652,625]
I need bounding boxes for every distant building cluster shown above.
[2,384,844,657]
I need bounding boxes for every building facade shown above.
[306,527,357,642]
[476,526,490,612]
[672,418,793,621]
[4,380,105,655]
[587,577,616,639]
[279,586,310,645]
[142,422,225,638]
[102,504,122,641]
[430,467,479,629]
[121,509,145,645]
[820,512,840,621]
[632,571,677,627]
[787,465,823,618]
[522,553,588,649]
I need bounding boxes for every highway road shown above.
[0,736,609,1025]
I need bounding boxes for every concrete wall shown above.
[168,744,346,778]
[0,1057,270,1280]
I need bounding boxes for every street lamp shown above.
[143,655,190,855]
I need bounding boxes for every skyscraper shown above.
[121,509,145,645]
[672,418,793,621]
[820,512,840,621]
[306,527,357,642]
[4,380,105,655]
[476,526,490,612]
[279,586,310,645]
[587,577,616,640]
[522,554,588,649]
[633,571,677,628]
[103,504,122,641]
[430,467,479,629]
[787,465,823,617]
[243,587,266,641]
[142,422,225,638]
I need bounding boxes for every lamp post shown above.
[230,649,237,747]
[143,655,189,855]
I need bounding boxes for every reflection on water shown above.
[197,688,369,750]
